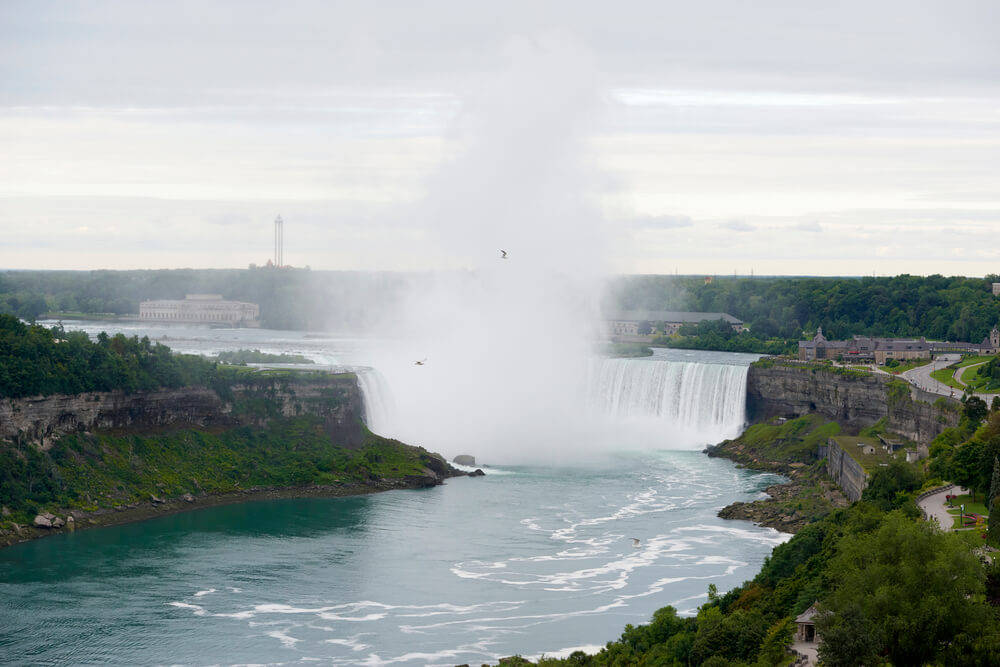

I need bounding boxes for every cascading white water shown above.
[357,349,757,453]
[587,354,752,443]
[354,367,395,435]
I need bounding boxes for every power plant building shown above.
[139,294,261,327]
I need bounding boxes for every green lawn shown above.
[930,368,966,390]
[944,493,989,529]
[884,359,932,374]
[959,361,1000,394]
[955,355,995,368]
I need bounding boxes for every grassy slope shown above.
[707,415,848,530]
[0,413,448,529]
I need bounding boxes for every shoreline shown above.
[707,418,850,534]
[0,475,461,550]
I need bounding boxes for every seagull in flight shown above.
[414,358,427,366]
[500,250,508,259]
[631,538,641,547]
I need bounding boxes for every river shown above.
[0,323,787,666]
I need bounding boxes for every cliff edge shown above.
[0,372,462,548]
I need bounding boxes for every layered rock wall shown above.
[746,362,959,444]
[824,438,869,502]
[0,375,364,448]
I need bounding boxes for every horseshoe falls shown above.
[360,347,758,454]
[587,348,757,447]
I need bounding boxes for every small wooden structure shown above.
[795,603,821,643]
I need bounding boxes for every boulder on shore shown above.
[468,469,486,477]
[452,454,476,466]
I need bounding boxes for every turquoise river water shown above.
[0,324,788,666]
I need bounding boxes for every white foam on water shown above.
[193,588,217,597]
[324,637,371,652]
[167,601,207,616]
[265,629,301,649]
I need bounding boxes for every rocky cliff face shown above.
[824,438,869,502]
[0,375,365,449]
[746,362,959,444]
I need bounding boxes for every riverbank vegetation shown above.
[0,313,228,397]
[707,415,847,531]
[0,313,455,545]
[0,415,445,530]
[514,503,1000,666]
[506,404,1000,665]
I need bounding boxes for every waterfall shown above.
[357,351,755,451]
[587,352,754,445]
[355,367,395,435]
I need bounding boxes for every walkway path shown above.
[918,484,969,530]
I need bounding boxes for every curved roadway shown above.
[900,354,962,398]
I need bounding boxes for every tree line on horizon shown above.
[608,273,1000,345]
[2,269,1000,345]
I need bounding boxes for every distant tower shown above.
[274,215,284,268]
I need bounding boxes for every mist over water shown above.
[359,347,757,463]
[356,266,605,463]
[353,32,621,463]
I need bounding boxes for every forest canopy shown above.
[0,314,220,397]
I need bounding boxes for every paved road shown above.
[900,354,961,397]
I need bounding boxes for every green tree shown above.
[815,602,881,667]
[861,460,922,511]
[989,457,1000,545]
[816,513,988,667]
[951,439,985,501]
[963,395,989,431]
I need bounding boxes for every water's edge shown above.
[0,477,455,549]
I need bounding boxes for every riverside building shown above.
[798,326,1000,363]
[605,310,745,339]
[139,294,261,327]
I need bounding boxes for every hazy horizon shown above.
[2,2,998,276]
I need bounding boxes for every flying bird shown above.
[414,358,427,366]
[500,250,508,259]
[631,538,641,547]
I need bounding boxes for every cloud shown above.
[721,220,756,232]
[795,221,823,232]
[628,214,694,230]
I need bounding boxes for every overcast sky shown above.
[2,1,998,276]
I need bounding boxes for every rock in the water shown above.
[468,469,486,477]
[452,454,476,466]
[33,514,53,528]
